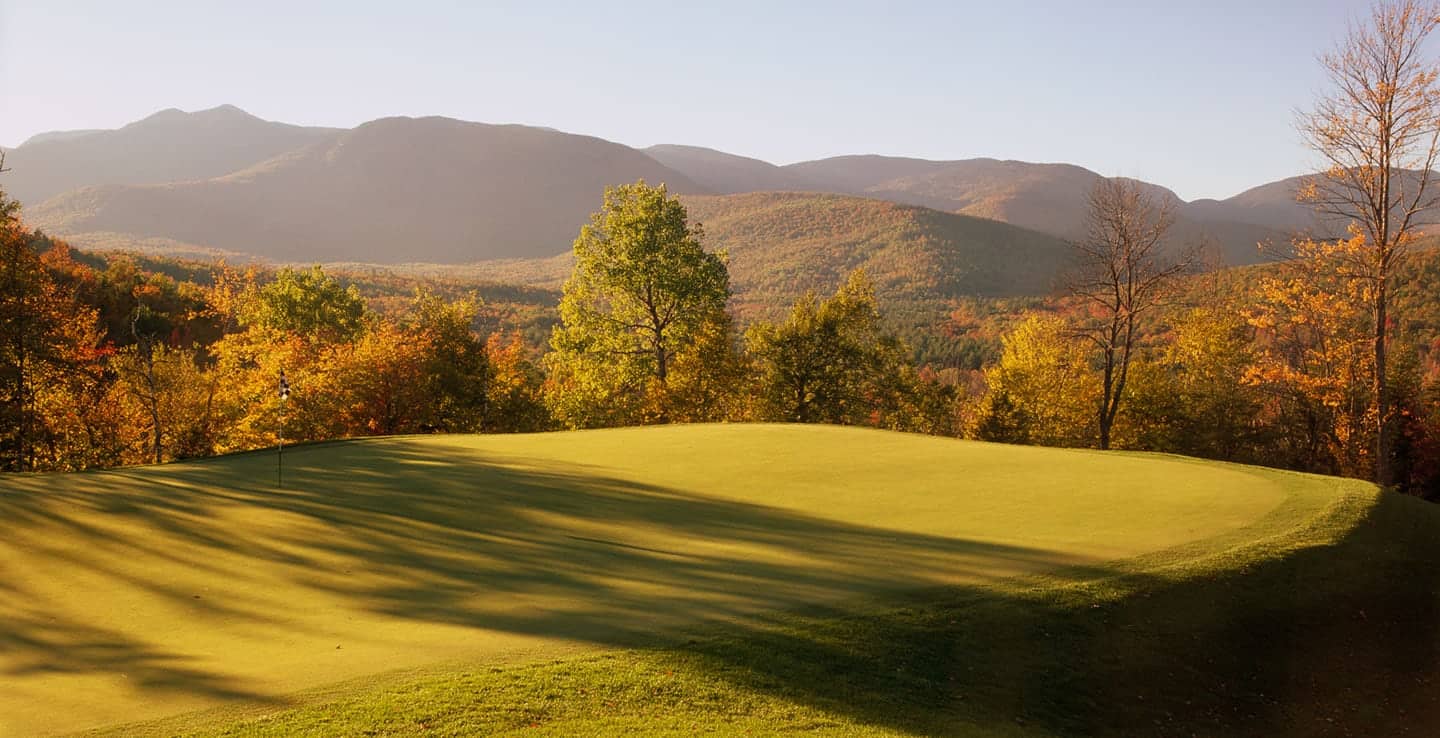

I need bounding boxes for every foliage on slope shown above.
[681,192,1071,318]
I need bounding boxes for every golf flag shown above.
[279,370,290,401]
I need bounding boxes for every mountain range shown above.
[3,105,1336,280]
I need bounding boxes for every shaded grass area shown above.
[94,466,1440,737]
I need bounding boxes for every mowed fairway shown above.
[0,424,1297,736]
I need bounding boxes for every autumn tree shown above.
[1390,347,1440,498]
[484,331,551,433]
[1299,0,1440,485]
[972,313,1095,447]
[1066,178,1192,449]
[1247,237,1376,476]
[547,181,730,428]
[113,343,218,463]
[1117,307,1266,460]
[0,188,104,471]
[333,320,433,436]
[659,311,751,423]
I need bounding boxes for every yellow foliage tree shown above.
[973,314,1096,447]
[1247,236,1375,476]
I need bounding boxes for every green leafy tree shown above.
[546,181,730,428]
[409,289,488,432]
[971,390,1033,444]
[747,270,907,424]
[247,265,367,341]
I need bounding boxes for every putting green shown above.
[1,425,1296,736]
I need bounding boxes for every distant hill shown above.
[19,129,105,146]
[651,152,1284,265]
[781,155,950,193]
[1185,178,1305,231]
[686,192,1072,314]
[3,105,341,205]
[29,116,709,263]
[644,145,824,193]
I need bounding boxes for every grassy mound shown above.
[0,425,1417,736]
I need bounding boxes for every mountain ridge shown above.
[11,105,1351,270]
[4,105,344,206]
[28,115,710,263]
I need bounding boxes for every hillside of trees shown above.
[4,178,1437,498]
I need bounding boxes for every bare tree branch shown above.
[1064,178,1196,450]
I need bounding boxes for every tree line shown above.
[0,179,954,472]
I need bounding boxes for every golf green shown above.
[0,425,1298,736]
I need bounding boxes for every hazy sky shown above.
[0,0,1371,200]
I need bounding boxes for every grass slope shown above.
[0,424,1307,736]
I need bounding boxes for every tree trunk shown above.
[151,406,162,465]
[1375,280,1391,487]
[15,349,25,472]
[1098,346,1115,450]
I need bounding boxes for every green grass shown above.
[1,424,1430,737]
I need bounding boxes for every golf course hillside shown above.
[3,425,1438,737]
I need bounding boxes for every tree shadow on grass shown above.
[663,488,1440,737]
[0,609,274,704]
[0,436,1109,730]
[14,438,1426,737]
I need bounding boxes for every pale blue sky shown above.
[0,1,1370,200]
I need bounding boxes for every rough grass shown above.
[0,425,1412,737]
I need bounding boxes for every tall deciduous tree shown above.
[1067,178,1192,449]
[484,331,551,433]
[547,181,730,427]
[660,311,751,423]
[1299,0,1440,486]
